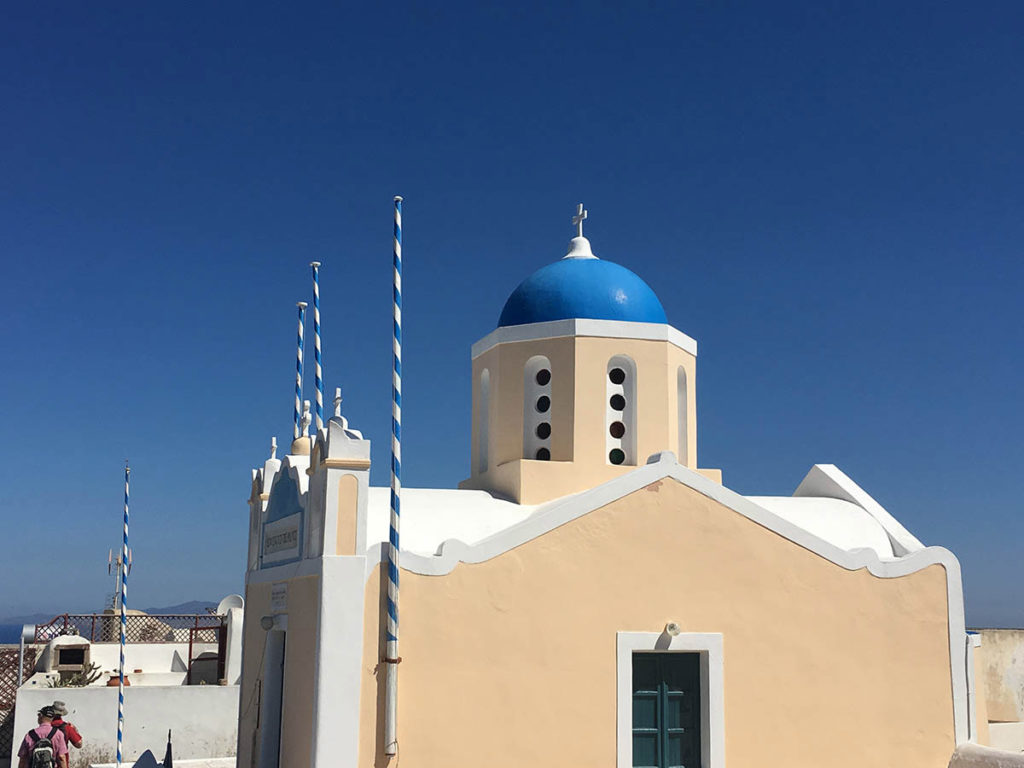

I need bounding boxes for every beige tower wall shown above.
[358,478,957,767]
[464,333,701,503]
[237,574,320,768]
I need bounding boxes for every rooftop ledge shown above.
[472,319,697,359]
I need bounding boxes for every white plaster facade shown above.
[12,684,239,768]
[11,605,243,768]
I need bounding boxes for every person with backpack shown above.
[49,702,83,751]
[17,706,68,768]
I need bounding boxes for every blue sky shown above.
[0,1,1021,625]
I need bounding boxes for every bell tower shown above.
[460,205,719,504]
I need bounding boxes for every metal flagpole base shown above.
[384,661,398,755]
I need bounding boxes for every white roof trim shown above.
[364,451,969,744]
[793,464,924,556]
[471,319,698,358]
[745,496,895,558]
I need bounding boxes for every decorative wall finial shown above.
[572,203,588,238]
[334,387,343,418]
[270,437,277,460]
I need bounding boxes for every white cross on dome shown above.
[572,203,587,237]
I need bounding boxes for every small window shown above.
[57,648,86,666]
[524,356,553,460]
[677,367,688,467]
[477,369,490,473]
[606,355,637,466]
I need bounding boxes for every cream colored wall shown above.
[977,630,1024,723]
[974,641,991,745]
[470,336,577,471]
[237,582,269,768]
[465,335,704,503]
[359,478,956,767]
[337,474,358,555]
[237,574,320,768]
[572,336,696,469]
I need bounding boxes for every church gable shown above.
[387,474,961,766]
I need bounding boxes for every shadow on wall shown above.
[372,558,389,768]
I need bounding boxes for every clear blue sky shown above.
[1,1,1021,625]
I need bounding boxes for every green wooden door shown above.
[632,652,701,768]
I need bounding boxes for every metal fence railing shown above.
[1,646,38,757]
[33,613,224,644]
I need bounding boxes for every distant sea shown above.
[0,624,22,644]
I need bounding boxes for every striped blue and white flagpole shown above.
[384,196,403,756]
[116,463,130,768]
[293,301,308,441]
[310,262,324,431]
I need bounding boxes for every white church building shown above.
[235,205,1003,768]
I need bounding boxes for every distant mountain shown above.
[0,612,59,626]
[0,600,219,625]
[139,600,219,615]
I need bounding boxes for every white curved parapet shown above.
[949,744,1024,767]
[794,463,925,555]
[746,495,896,558]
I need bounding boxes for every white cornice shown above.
[471,319,698,359]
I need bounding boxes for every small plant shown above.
[49,662,103,688]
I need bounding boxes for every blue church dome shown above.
[498,239,667,328]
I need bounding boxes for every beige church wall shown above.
[974,640,991,745]
[237,573,320,768]
[977,630,1024,723]
[572,336,696,471]
[358,478,955,767]
[465,335,701,503]
[337,473,359,555]
[471,337,577,471]
[237,581,271,768]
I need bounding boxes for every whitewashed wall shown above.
[10,685,238,768]
[25,642,219,683]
